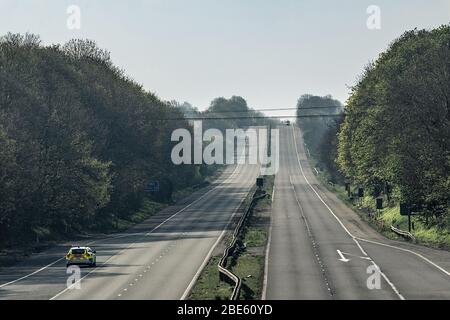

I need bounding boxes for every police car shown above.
[66,246,97,267]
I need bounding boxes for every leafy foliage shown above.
[0,33,276,247]
[296,94,343,182]
[0,33,202,246]
[173,97,277,132]
[337,25,450,224]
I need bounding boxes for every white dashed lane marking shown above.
[116,232,188,298]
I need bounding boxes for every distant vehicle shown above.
[284,120,291,126]
[66,246,97,267]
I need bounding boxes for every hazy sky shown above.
[1,0,449,117]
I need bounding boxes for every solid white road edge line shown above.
[180,165,254,300]
[48,165,240,300]
[291,126,406,300]
[0,257,65,289]
[3,169,243,291]
[356,237,450,277]
[261,184,275,300]
[292,126,450,278]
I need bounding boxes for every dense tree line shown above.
[0,34,206,246]
[175,96,278,132]
[316,115,344,183]
[296,94,343,182]
[174,97,279,167]
[337,25,450,225]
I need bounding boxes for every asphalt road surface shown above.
[0,163,260,300]
[2,124,450,300]
[263,125,450,299]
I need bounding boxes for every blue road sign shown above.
[145,181,160,192]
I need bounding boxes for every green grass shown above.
[261,175,275,206]
[232,175,274,299]
[231,224,268,299]
[242,228,267,247]
[314,167,450,249]
[378,205,450,248]
[118,177,222,231]
[189,256,233,300]
[380,206,404,226]
[172,186,196,203]
[189,175,274,300]
[413,227,450,248]
[232,254,264,300]
[1,178,223,269]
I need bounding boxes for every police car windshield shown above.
[71,249,85,255]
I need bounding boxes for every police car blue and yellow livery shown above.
[66,246,97,267]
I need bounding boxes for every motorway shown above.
[1,125,450,300]
[264,125,450,299]
[0,162,260,300]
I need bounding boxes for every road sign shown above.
[145,181,160,192]
[400,202,416,232]
[400,203,410,216]
[376,198,383,210]
[410,203,423,214]
[256,178,264,188]
[358,187,364,198]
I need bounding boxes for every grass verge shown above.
[189,175,274,300]
[188,256,233,300]
[311,161,450,250]
[0,167,224,268]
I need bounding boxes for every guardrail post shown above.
[216,191,268,300]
